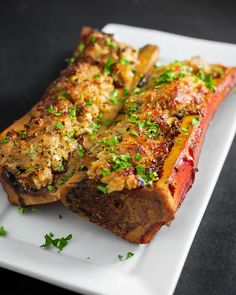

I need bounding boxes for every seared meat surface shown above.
[0,28,139,192]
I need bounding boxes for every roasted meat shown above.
[0,27,158,205]
[61,58,236,243]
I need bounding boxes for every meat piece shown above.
[61,59,236,243]
[0,27,159,205]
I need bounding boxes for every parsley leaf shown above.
[102,168,111,176]
[97,185,108,193]
[0,137,10,144]
[40,232,72,252]
[130,130,139,137]
[104,58,114,75]
[56,123,64,129]
[192,117,200,125]
[0,226,7,236]
[47,185,55,192]
[101,136,120,146]
[135,153,142,161]
[69,104,77,119]
[118,251,134,261]
[112,154,132,171]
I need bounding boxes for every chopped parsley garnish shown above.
[197,70,216,91]
[123,88,129,96]
[112,154,132,171]
[180,127,189,135]
[26,167,36,173]
[155,69,176,88]
[134,87,141,94]
[109,89,123,105]
[89,35,97,43]
[136,165,158,185]
[18,206,25,214]
[89,123,101,135]
[102,168,111,176]
[31,207,37,213]
[78,42,85,53]
[56,122,64,129]
[135,153,142,161]
[192,117,200,125]
[104,58,114,75]
[105,37,118,50]
[130,130,139,137]
[97,185,108,193]
[40,232,72,252]
[94,73,101,78]
[118,251,134,261]
[59,169,75,185]
[101,136,120,146]
[48,104,54,114]
[58,92,69,100]
[48,104,61,116]
[69,104,77,119]
[120,57,129,65]
[128,105,139,113]
[47,185,55,192]
[0,137,10,144]
[58,164,65,172]
[77,144,85,157]
[0,226,7,237]
[86,99,93,106]
[28,149,35,157]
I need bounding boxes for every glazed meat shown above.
[0,27,158,205]
[61,58,236,243]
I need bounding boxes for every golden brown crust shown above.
[61,63,236,244]
[0,27,159,206]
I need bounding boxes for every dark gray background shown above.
[0,0,236,294]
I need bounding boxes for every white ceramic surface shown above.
[0,24,236,295]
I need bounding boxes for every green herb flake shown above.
[56,123,64,129]
[89,35,97,43]
[135,153,142,161]
[40,232,72,252]
[89,123,101,135]
[18,206,25,214]
[69,104,77,119]
[130,130,139,137]
[86,99,93,106]
[58,164,65,172]
[155,69,176,88]
[97,185,108,194]
[48,104,54,114]
[0,226,7,237]
[109,89,123,105]
[78,42,85,53]
[180,127,189,135]
[123,88,129,96]
[26,167,36,173]
[192,117,200,125]
[136,165,158,185]
[112,154,132,171]
[0,137,10,144]
[101,136,120,146]
[104,58,114,75]
[47,185,55,192]
[118,251,134,261]
[94,73,101,78]
[31,207,37,213]
[102,168,111,176]
[120,57,129,65]
[105,37,118,50]
[77,144,85,157]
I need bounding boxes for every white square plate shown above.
[0,23,236,295]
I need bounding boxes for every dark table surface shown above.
[1,1,236,294]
